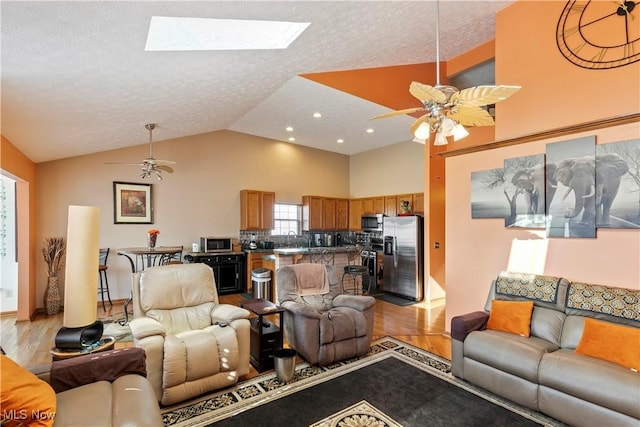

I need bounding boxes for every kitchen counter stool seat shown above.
[98,248,112,310]
[342,247,370,295]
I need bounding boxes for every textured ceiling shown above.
[1,1,513,163]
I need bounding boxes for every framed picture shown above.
[113,182,153,224]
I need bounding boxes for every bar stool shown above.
[341,246,370,295]
[98,248,112,310]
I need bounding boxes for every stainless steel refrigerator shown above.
[382,215,424,301]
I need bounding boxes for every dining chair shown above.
[98,248,112,310]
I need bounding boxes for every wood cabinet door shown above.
[413,193,425,214]
[362,198,374,215]
[241,190,262,230]
[261,191,275,230]
[349,199,363,230]
[373,197,385,214]
[303,196,324,230]
[384,196,397,217]
[336,199,349,230]
[323,198,336,230]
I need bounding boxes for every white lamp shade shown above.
[413,122,430,140]
[63,205,100,328]
[434,132,448,146]
[441,117,456,136]
[452,123,469,141]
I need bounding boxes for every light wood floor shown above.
[0,294,451,376]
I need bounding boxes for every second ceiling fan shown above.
[108,123,175,180]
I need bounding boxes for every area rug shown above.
[374,293,418,306]
[160,338,564,427]
[99,316,132,343]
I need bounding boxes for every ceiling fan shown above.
[107,124,175,180]
[370,0,520,145]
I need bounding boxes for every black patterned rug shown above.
[160,338,564,427]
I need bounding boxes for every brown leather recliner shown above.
[129,263,251,405]
[276,264,375,366]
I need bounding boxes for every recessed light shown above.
[288,137,296,142]
[313,112,322,118]
[366,128,375,133]
[337,139,344,144]
[145,17,310,51]
[286,126,294,132]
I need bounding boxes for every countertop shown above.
[273,245,360,255]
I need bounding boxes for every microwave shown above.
[361,214,384,232]
[199,237,233,253]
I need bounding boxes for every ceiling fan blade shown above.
[105,161,144,166]
[370,107,425,120]
[152,159,176,165]
[456,85,521,107]
[448,105,495,126]
[156,165,174,173]
[409,114,434,135]
[409,82,447,104]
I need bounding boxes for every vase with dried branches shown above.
[42,237,65,315]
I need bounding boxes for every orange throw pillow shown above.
[486,300,534,337]
[575,318,640,371]
[0,355,57,426]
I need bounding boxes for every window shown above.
[272,204,301,235]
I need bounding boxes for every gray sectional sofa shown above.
[451,272,640,427]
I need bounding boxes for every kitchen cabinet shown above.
[188,254,245,295]
[384,196,397,217]
[336,198,349,230]
[413,193,425,214]
[323,198,336,230]
[349,199,363,230]
[362,198,375,215]
[374,197,385,214]
[302,195,324,231]
[240,190,275,230]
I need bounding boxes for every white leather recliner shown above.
[129,263,251,405]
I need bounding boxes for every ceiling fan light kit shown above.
[370,0,520,146]
[106,123,176,180]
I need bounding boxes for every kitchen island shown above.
[271,245,366,301]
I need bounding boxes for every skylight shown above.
[145,16,310,51]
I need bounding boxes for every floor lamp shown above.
[54,205,103,350]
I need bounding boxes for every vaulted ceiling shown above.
[1,1,513,163]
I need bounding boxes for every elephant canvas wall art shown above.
[470,168,509,219]
[469,136,639,235]
[504,154,554,228]
[595,139,640,229]
[546,136,596,238]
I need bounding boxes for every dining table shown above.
[116,246,183,325]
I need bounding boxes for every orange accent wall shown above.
[1,136,37,321]
[495,1,640,140]
[301,63,441,112]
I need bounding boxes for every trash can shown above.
[252,268,272,300]
[274,348,297,383]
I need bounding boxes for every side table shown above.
[240,299,285,372]
[50,336,116,361]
